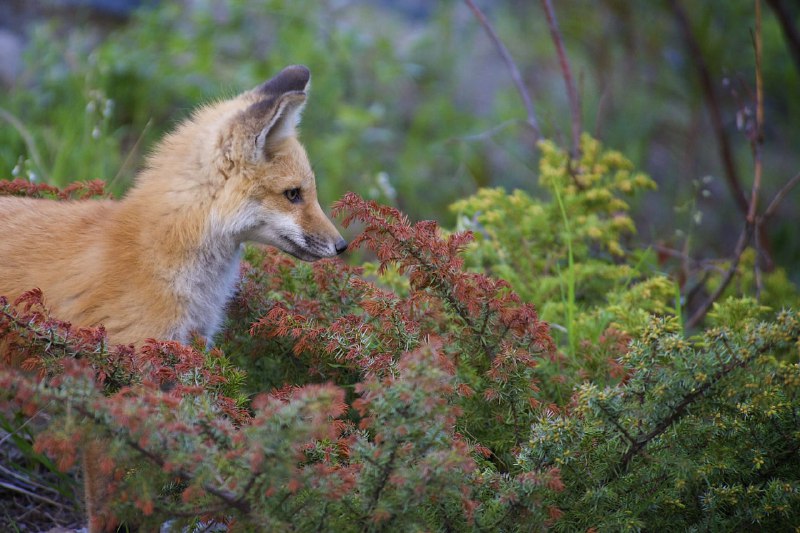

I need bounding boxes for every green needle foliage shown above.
[519,307,800,531]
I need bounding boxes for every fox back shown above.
[0,65,346,346]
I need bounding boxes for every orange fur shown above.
[0,65,345,530]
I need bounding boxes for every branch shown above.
[667,0,749,214]
[765,0,800,75]
[616,354,749,474]
[748,0,765,297]
[686,225,750,329]
[74,403,253,516]
[597,402,636,446]
[762,172,800,221]
[0,479,72,511]
[361,442,399,531]
[686,170,799,328]
[539,0,582,157]
[747,0,765,225]
[463,0,541,138]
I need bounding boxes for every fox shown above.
[0,65,347,530]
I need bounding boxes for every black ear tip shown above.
[257,65,311,95]
[285,65,310,81]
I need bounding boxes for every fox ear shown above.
[249,91,307,156]
[242,66,311,158]
[220,66,310,166]
[254,65,310,96]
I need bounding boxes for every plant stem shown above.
[552,183,576,357]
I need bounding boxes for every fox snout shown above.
[289,232,347,261]
[279,219,347,262]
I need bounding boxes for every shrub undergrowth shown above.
[2,153,799,530]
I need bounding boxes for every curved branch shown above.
[463,0,541,139]
[765,0,800,75]
[762,172,800,221]
[667,0,749,214]
[539,0,582,157]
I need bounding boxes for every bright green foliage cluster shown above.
[451,135,669,382]
[517,308,800,531]
[537,134,657,258]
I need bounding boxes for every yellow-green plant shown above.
[452,135,668,379]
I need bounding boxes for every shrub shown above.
[519,308,800,531]
[2,163,799,530]
[1,187,562,530]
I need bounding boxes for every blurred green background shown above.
[1,0,798,274]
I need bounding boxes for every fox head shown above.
[207,65,347,261]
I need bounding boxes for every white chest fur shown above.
[168,231,244,344]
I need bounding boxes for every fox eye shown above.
[284,187,302,204]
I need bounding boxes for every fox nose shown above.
[335,238,348,255]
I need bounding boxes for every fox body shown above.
[0,65,345,346]
[0,65,345,531]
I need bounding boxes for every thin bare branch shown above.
[0,480,72,511]
[685,169,799,327]
[762,172,800,221]
[686,225,751,329]
[754,221,763,299]
[765,0,800,75]
[446,119,526,144]
[748,0,765,297]
[539,0,581,157]
[667,0,750,214]
[463,0,541,138]
[108,118,152,191]
[747,0,765,225]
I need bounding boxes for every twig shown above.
[72,403,254,516]
[686,170,799,327]
[667,0,750,215]
[446,119,527,144]
[753,223,763,299]
[652,244,716,269]
[748,0,765,297]
[0,479,71,511]
[539,0,581,158]
[765,0,800,75]
[762,172,800,221]
[597,402,636,446]
[686,225,750,329]
[463,0,541,139]
[108,118,152,191]
[360,442,399,531]
[679,1,800,326]
[747,0,765,225]
[616,355,748,474]
[0,462,65,497]
[0,406,46,446]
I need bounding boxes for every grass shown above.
[552,179,577,357]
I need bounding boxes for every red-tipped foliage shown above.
[1,189,564,529]
[248,193,556,452]
[0,178,108,200]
